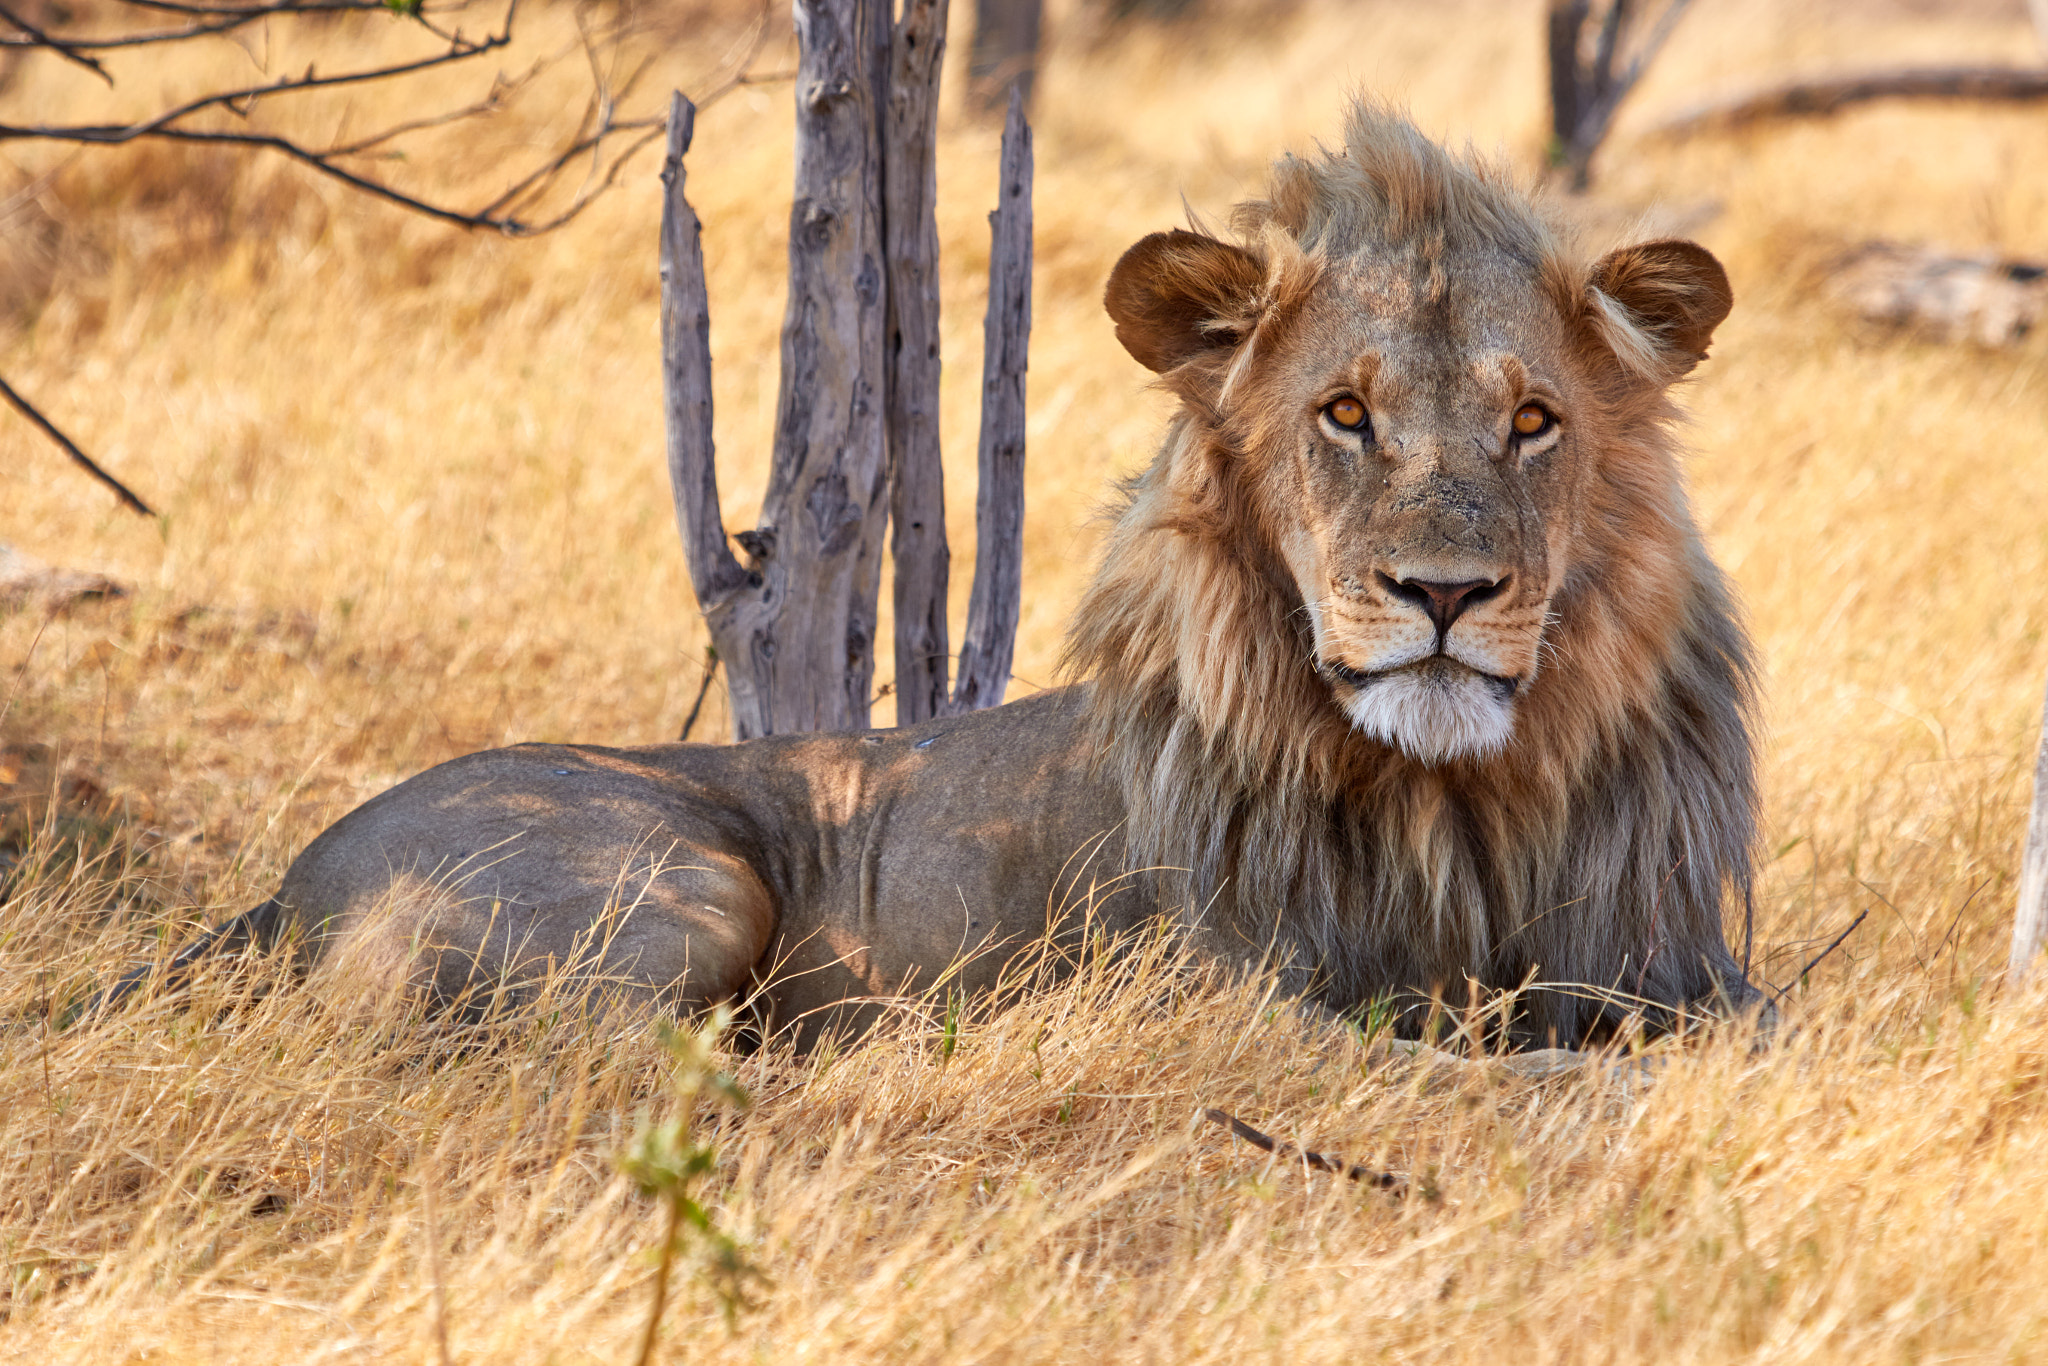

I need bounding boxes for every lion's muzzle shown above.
[1317,564,1545,764]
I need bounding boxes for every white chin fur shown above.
[1341,666,1516,764]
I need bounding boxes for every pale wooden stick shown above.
[2008,675,2048,982]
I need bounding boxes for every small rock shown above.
[1825,242,2046,346]
[0,544,127,613]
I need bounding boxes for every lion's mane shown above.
[1064,105,1760,1043]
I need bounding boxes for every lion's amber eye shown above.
[1325,397,1368,431]
[1513,403,1553,437]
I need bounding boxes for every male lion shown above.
[129,103,1762,1048]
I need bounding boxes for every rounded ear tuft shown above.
[1585,239,1734,380]
[1104,230,1267,373]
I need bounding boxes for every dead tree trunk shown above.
[664,0,891,740]
[664,0,1033,741]
[885,0,954,727]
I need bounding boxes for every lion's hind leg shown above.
[495,842,779,1025]
[306,843,777,1029]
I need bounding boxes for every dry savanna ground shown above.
[5,0,2048,1360]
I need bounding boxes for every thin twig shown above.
[469,7,773,227]
[1741,882,1755,980]
[117,0,390,16]
[322,71,521,157]
[1937,878,1989,961]
[0,615,54,731]
[0,150,80,223]
[1776,907,1871,994]
[39,970,57,1218]
[1635,855,1682,997]
[1202,1109,1402,1190]
[0,372,155,515]
[679,650,719,742]
[0,0,110,81]
[1858,878,1927,970]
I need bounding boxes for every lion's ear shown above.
[1584,239,1733,381]
[1104,229,1266,373]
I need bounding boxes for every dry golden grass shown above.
[5,0,2048,1359]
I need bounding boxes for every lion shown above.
[116,102,1762,1049]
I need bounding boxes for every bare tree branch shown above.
[0,0,786,235]
[2,0,406,53]
[661,89,751,625]
[0,0,789,499]
[21,6,518,140]
[0,0,110,81]
[1653,65,2048,140]
[0,374,155,516]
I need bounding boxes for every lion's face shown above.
[1105,227,1731,766]
[1252,252,1583,762]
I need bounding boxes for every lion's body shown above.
[268,689,1131,1044]
[181,103,1763,1045]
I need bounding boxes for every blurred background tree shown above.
[969,0,1039,112]
[1544,0,1692,190]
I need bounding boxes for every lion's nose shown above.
[1377,574,1508,633]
